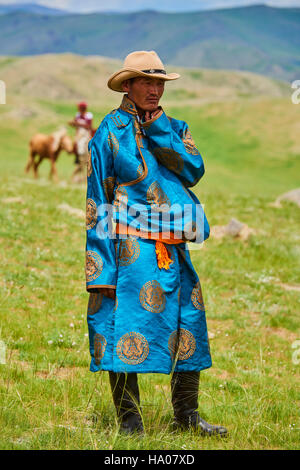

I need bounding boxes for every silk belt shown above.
[115,223,184,270]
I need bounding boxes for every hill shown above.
[0,52,292,122]
[0,53,297,196]
[0,53,291,118]
[0,5,299,82]
[0,3,68,15]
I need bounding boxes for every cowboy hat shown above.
[107,50,180,92]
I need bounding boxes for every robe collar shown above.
[119,94,139,117]
[119,95,150,136]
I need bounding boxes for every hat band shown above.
[141,69,166,75]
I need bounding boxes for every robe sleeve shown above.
[85,120,117,293]
[141,110,205,188]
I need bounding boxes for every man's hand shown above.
[144,108,161,121]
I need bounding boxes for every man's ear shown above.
[121,80,130,93]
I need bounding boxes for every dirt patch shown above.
[264,327,298,343]
[6,350,32,371]
[2,196,25,204]
[35,366,83,380]
[214,370,232,381]
[57,203,85,220]
[7,350,83,380]
[220,290,234,299]
[275,282,300,293]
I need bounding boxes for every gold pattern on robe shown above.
[108,131,119,159]
[119,236,140,266]
[137,163,143,178]
[103,176,116,204]
[153,147,184,174]
[86,250,103,282]
[133,118,144,148]
[120,95,138,116]
[168,328,196,361]
[191,281,205,311]
[146,181,171,212]
[117,332,149,365]
[110,113,128,129]
[182,127,200,155]
[86,198,97,230]
[94,333,107,365]
[113,185,128,212]
[139,280,166,313]
[87,148,92,177]
[87,292,103,315]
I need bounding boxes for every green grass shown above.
[0,88,299,450]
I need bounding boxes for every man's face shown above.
[122,77,165,113]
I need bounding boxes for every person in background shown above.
[69,101,94,135]
[69,102,95,183]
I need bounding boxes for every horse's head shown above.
[60,135,74,154]
[51,127,73,154]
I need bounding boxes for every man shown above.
[69,102,94,183]
[85,51,227,437]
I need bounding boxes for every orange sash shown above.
[115,223,184,270]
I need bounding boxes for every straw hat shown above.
[107,50,180,92]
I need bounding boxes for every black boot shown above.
[171,371,228,437]
[109,371,144,435]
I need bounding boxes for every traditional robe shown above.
[85,95,211,374]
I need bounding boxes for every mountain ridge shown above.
[0,5,299,82]
[0,2,69,15]
[1,2,300,15]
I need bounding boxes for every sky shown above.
[0,0,300,12]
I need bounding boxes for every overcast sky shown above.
[1,0,300,12]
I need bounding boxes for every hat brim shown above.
[107,67,180,92]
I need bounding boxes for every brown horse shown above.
[25,128,74,181]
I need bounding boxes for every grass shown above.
[0,58,299,450]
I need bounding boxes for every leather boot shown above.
[171,371,228,437]
[108,371,144,435]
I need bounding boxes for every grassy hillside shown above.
[0,55,299,450]
[0,53,296,194]
[0,5,299,82]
